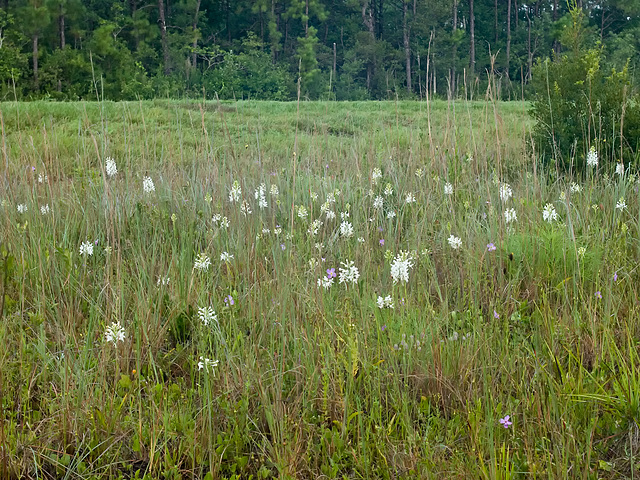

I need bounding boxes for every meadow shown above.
[0,98,638,479]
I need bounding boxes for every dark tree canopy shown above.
[0,0,637,100]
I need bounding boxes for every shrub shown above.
[531,5,640,172]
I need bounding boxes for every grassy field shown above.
[0,99,639,479]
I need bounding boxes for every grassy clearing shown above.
[0,99,638,479]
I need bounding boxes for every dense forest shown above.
[0,0,638,100]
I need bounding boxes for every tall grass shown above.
[0,99,638,479]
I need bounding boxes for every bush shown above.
[199,34,295,100]
[531,5,640,172]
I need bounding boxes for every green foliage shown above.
[5,99,640,477]
[297,27,323,99]
[89,22,153,99]
[0,13,28,98]
[531,5,640,171]
[199,35,294,100]
[39,47,92,99]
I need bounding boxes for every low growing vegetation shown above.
[1,99,639,479]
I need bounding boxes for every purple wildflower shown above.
[499,415,512,428]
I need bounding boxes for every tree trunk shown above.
[59,3,65,49]
[362,0,376,92]
[333,42,336,77]
[403,0,411,93]
[33,34,39,87]
[494,0,498,45]
[469,0,475,77]
[526,5,532,80]
[271,0,280,63]
[451,0,457,96]
[158,0,170,74]
[506,0,511,75]
[226,0,231,43]
[191,0,201,69]
[362,0,375,38]
[553,0,559,54]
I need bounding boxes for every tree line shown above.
[0,0,638,101]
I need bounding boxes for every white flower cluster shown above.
[105,157,117,177]
[308,219,323,237]
[390,251,414,284]
[79,241,94,256]
[372,167,382,184]
[198,306,217,326]
[586,147,598,167]
[542,203,558,223]
[444,183,453,195]
[254,183,267,209]
[376,295,394,309]
[499,183,512,202]
[229,181,242,203]
[198,356,219,373]
[105,321,126,346]
[317,276,334,289]
[504,208,517,224]
[340,221,354,238]
[143,176,155,193]
[338,260,360,285]
[212,213,230,229]
[193,253,211,271]
[448,235,462,250]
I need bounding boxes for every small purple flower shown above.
[381,325,387,332]
[595,291,602,299]
[487,243,496,252]
[326,268,336,279]
[280,244,286,250]
[494,310,500,319]
[377,226,383,232]
[613,271,618,282]
[31,166,36,172]
[224,295,234,306]
[499,415,512,428]
[379,239,385,246]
